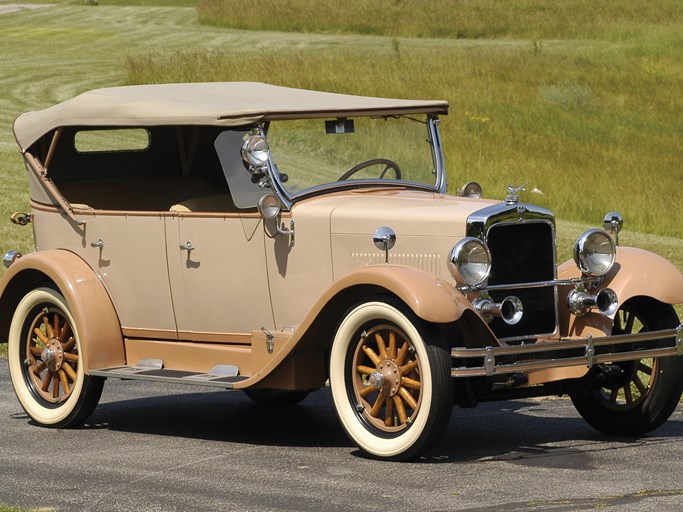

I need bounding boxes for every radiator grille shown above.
[486,222,556,340]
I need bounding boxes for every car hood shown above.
[289,189,500,282]
[326,189,499,237]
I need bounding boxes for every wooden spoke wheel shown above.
[570,298,683,435]
[330,298,452,461]
[24,305,79,404]
[8,287,103,428]
[351,324,423,433]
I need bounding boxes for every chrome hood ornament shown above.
[505,184,526,205]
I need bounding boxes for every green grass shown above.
[0,2,680,288]
[132,0,683,238]
[196,0,682,41]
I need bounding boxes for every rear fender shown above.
[0,250,124,372]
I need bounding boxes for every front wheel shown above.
[8,287,103,428]
[570,298,683,435]
[329,298,452,461]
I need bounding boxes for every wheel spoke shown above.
[62,337,76,352]
[374,332,387,359]
[33,327,49,345]
[360,385,375,398]
[52,374,60,399]
[362,345,381,366]
[400,359,418,376]
[609,388,619,403]
[63,362,77,382]
[32,362,47,376]
[41,371,52,392]
[357,365,377,376]
[633,374,647,394]
[395,342,409,365]
[398,387,418,410]
[59,323,70,343]
[52,314,60,342]
[392,395,408,424]
[638,361,653,375]
[624,384,633,404]
[369,394,386,418]
[385,396,394,426]
[29,346,43,356]
[401,376,421,390]
[388,331,397,360]
[63,352,78,363]
[58,369,70,395]
[624,311,635,334]
[43,316,54,338]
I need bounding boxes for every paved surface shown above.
[0,2,52,16]
[1,361,682,511]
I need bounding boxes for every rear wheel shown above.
[8,287,103,427]
[570,298,683,435]
[329,298,452,461]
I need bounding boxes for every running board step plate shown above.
[89,364,247,389]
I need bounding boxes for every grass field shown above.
[0,2,681,287]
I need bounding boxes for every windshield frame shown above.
[264,115,446,210]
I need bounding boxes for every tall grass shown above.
[0,2,680,269]
[127,32,683,237]
[197,0,683,41]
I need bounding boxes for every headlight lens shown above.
[448,237,492,287]
[573,229,616,276]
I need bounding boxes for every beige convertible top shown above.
[13,82,448,152]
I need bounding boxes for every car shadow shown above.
[20,383,683,464]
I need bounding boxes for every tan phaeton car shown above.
[2,83,682,461]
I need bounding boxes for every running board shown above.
[89,363,247,389]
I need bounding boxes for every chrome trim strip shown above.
[450,325,682,377]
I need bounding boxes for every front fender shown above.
[559,247,683,307]
[235,265,477,389]
[0,250,124,372]
[325,265,472,323]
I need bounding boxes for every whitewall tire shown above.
[329,298,452,461]
[8,287,103,427]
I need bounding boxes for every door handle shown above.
[180,240,194,251]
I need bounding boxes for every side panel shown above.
[0,250,124,371]
[31,205,177,334]
[166,213,275,337]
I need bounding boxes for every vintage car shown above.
[2,82,682,461]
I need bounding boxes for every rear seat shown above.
[58,176,234,212]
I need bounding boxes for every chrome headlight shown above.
[448,237,492,287]
[3,250,22,269]
[573,229,616,277]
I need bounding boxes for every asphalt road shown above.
[1,361,682,512]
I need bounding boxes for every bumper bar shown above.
[451,324,683,378]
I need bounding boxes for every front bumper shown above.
[451,325,683,378]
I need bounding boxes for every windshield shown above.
[265,115,440,200]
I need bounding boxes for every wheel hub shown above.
[40,339,64,372]
[376,359,401,397]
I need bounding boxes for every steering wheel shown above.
[338,158,402,181]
